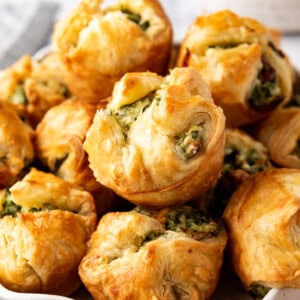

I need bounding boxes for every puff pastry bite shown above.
[0,168,97,295]
[0,102,34,188]
[0,53,71,127]
[223,168,300,298]
[52,0,172,102]
[84,67,226,207]
[253,107,300,169]
[0,55,31,119]
[198,128,272,218]
[176,10,293,127]
[79,205,227,300]
[35,99,116,213]
[23,51,71,127]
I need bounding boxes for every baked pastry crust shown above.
[0,54,71,127]
[24,52,71,127]
[79,207,227,299]
[0,102,34,188]
[0,168,97,295]
[35,99,116,213]
[84,67,225,207]
[35,99,103,191]
[253,107,300,168]
[223,168,300,290]
[52,0,172,101]
[196,128,272,218]
[0,55,31,119]
[176,10,293,127]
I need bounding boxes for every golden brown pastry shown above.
[0,102,34,188]
[79,205,228,300]
[84,67,226,207]
[0,55,31,119]
[35,98,116,214]
[23,51,71,127]
[222,128,273,177]
[0,53,71,127]
[223,168,300,297]
[52,0,172,102]
[196,128,273,218]
[0,168,97,295]
[253,107,300,168]
[176,10,293,127]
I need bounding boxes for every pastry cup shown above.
[196,128,273,218]
[35,99,116,214]
[176,10,293,127]
[0,53,70,128]
[0,168,97,295]
[79,206,227,299]
[223,168,300,295]
[52,0,173,101]
[83,67,225,207]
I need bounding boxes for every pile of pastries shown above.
[0,0,299,299]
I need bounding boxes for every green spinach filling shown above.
[174,125,203,160]
[112,91,157,135]
[247,55,283,112]
[10,84,28,105]
[1,190,58,218]
[136,206,222,241]
[164,206,221,240]
[141,230,163,246]
[291,139,300,158]
[223,145,270,174]
[1,191,22,218]
[121,8,150,31]
[248,284,271,298]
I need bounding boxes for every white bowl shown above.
[264,288,300,300]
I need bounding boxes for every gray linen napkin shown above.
[0,0,58,69]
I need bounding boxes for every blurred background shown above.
[0,0,299,69]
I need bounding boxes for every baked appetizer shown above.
[197,128,272,218]
[176,10,293,127]
[52,0,172,101]
[253,107,300,169]
[0,55,31,119]
[0,168,97,295]
[0,53,71,127]
[23,51,71,127]
[84,67,226,207]
[35,99,116,213]
[0,102,34,188]
[79,205,228,299]
[223,168,300,298]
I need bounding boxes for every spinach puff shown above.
[197,128,272,218]
[176,10,293,127]
[84,67,226,207]
[0,54,70,127]
[0,168,97,295]
[52,0,172,102]
[223,168,300,297]
[0,102,34,188]
[35,99,116,214]
[79,206,227,300]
